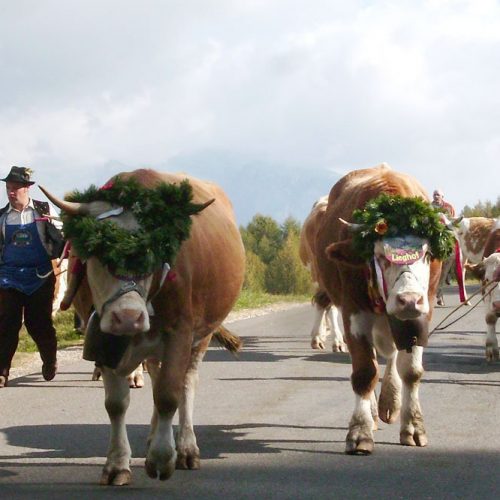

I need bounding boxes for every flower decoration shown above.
[99,180,115,191]
[62,176,210,276]
[351,194,455,261]
[374,219,389,235]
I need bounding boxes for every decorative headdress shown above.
[62,177,211,276]
[350,194,455,261]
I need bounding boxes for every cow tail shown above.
[312,290,331,309]
[213,325,243,354]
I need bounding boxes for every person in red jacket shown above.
[432,188,456,217]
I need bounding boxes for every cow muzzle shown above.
[110,308,148,334]
[99,283,151,335]
[394,292,426,319]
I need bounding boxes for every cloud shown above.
[0,0,499,215]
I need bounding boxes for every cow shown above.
[467,218,500,361]
[299,196,347,352]
[439,217,498,305]
[313,163,450,455]
[40,169,245,485]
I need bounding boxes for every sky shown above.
[0,0,499,223]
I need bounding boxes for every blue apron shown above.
[0,221,52,295]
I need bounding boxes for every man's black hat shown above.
[1,166,35,186]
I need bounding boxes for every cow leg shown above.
[397,347,427,447]
[485,312,499,362]
[145,329,192,481]
[345,318,378,455]
[310,304,328,350]
[100,367,132,486]
[378,353,402,424]
[176,335,211,470]
[326,305,348,353]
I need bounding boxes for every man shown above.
[432,188,456,217]
[432,188,457,306]
[0,166,64,388]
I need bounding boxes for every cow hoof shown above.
[100,468,131,486]
[345,437,374,455]
[332,341,348,353]
[145,457,176,481]
[486,347,499,363]
[379,408,400,425]
[176,451,201,470]
[129,374,145,388]
[345,427,374,455]
[92,367,102,381]
[400,430,428,447]
[378,392,401,424]
[311,337,326,350]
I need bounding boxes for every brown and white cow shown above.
[467,218,500,361]
[41,169,245,485]
[314,164,443,455]
[299,196,347,352]
[440,217,499,305]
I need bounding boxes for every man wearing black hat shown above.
[0,166,64,388]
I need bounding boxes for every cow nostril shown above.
[134,312,145,327]
[397,295,409,306]
[112,311,122,325]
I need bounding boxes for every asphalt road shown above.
[0,286,499,499]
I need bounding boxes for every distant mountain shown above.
[165,151,339,226]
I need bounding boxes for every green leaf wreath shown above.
[351,194,455,261]
[62,177,210,276]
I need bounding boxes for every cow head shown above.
[40,177,212,336]
[467,253,500,314]
[372,236,431,320]
[328,195,455,321]
[327,233,432,320]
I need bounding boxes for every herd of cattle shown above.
[37,163,498,485]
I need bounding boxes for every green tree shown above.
[281,216,302,241]
[243,250,266,292]
[461,197,500,217]
[240,214,282,265]
[265,232,312,295]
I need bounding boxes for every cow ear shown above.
[466,262,485,281]
[325,239,365,267]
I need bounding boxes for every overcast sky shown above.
[0,0,499,220]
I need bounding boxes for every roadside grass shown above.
[17,290,309,353]
[18,309,83,353]
[234,289,309,310]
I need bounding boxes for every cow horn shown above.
[191,198,215,214]
[338,218,364,232]
[451,216,464,227]
[38,185,89,215]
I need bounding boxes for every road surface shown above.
[0,286,499,499]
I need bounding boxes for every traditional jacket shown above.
[0,200,64,262]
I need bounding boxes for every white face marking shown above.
[374,240,431,320]
[482,254,500,311]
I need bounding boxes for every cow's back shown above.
[299,196,328,284]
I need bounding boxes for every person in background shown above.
[432,188,456,217]
[432,188,457,306]
[0,166,64,388]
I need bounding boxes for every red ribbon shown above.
[455,241,467,303]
